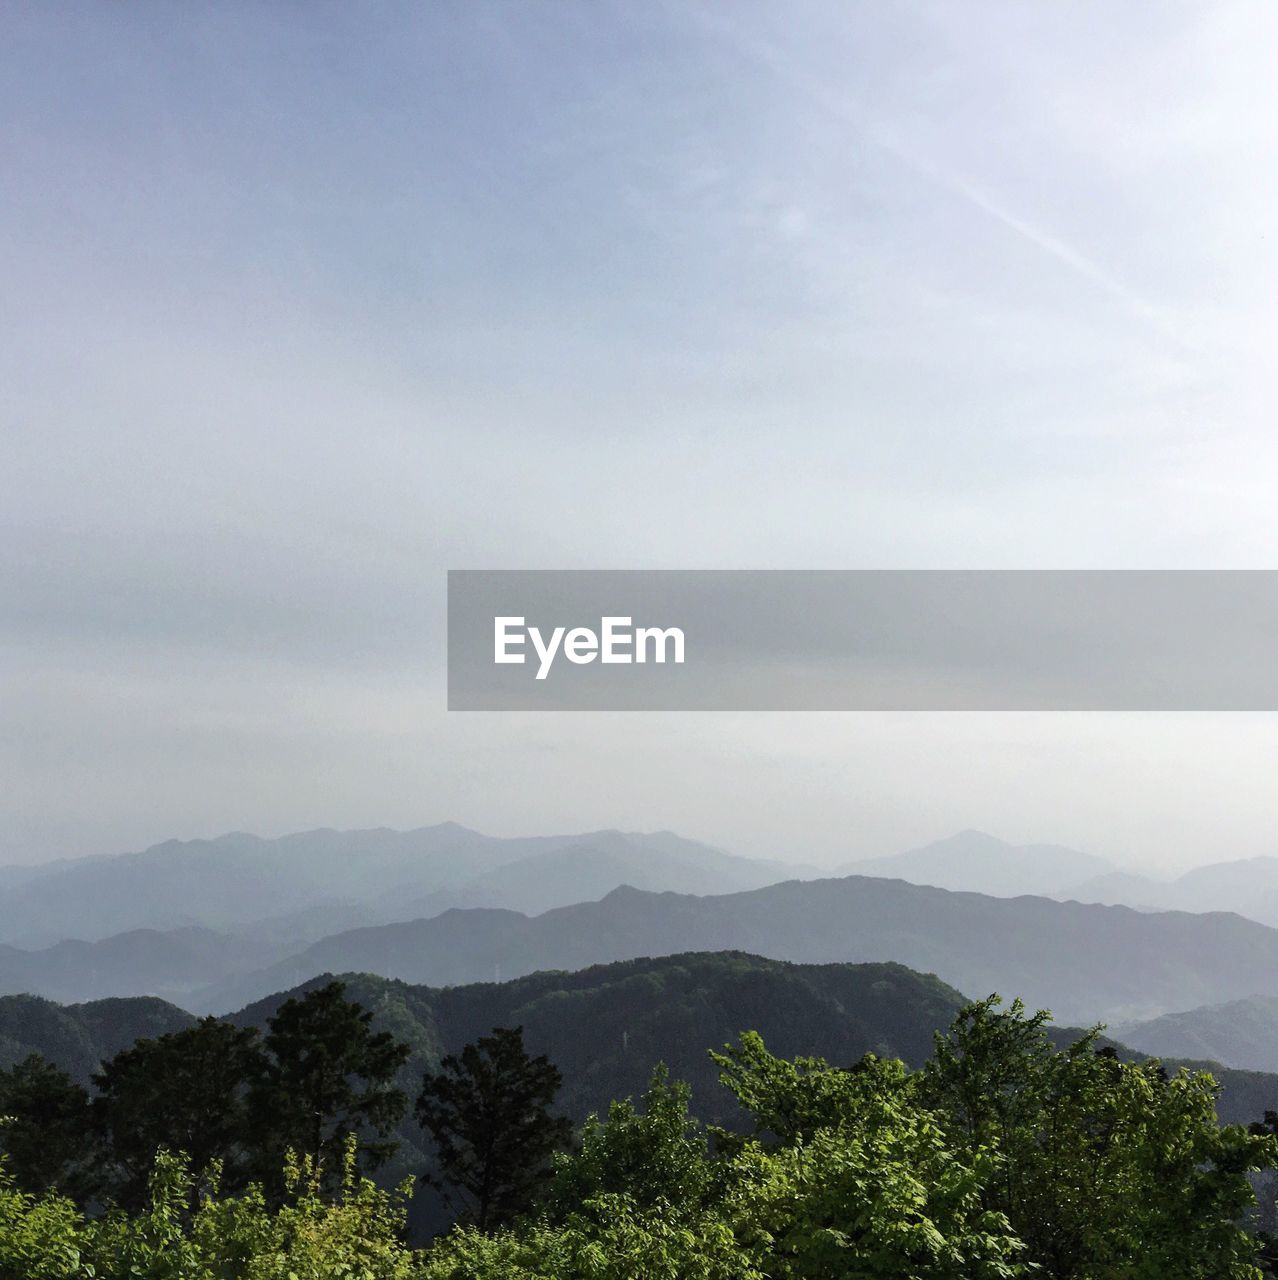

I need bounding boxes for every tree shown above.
[0,1155,85,1280]
[0,1055,96,1202]
[547,1064,720,1218]
[92,1017,265,1209]
[416,1025,572,1230]
[82,1141,419,1280]
[712,1034,1026,1279]
[424,1038,1025,1279]
[251,980,410,1189]
[922,995,1275,1279]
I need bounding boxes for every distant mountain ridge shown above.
[1057,857,1278,926]
[13,823,1278,1018]
[196,874,1278,1024]
[0,928,284,1008]
[842,829,1115,898]
[1116,995,1278,1074]
[0,824,821,949]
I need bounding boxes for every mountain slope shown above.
[1116,995,1278,1074]
[1058,858,1278,927]
[0,993,194,1081]
[200,875,1278,1024]
[11,952,1275,1137]
[384,834,819,920]
[227,953,969,1131]
[1054,870,1172,910]
[0,825,814,948]
[842,830,1114,898]
[0,927,285,1006]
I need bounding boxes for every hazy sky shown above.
[4,2,1278,871]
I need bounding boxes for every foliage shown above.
[3,987,1277,1278]
[717,1040,1025,1278]
[251,980,411,1189]
[923,994,1275,1279]
[417,1025,571,1230]
[0,1056,96,1202]
[546,1065,721,1215]
[0,1158,85,1280]
[92,1018,265,1208]
[425,1039,1024,1278]
[0,1141,419,1280]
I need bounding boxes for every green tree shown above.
[417,1025,572,1230]
[251,980,410,1189]
[922,994,1275,1279]
[0,1055,96,1202]
[81,1140,419,1280]
[424,1037,1024,1278]
[0,1155,85,1280]
[714,1034,1025,1279]
[547,1064,720,1217]
[92,1016,265,1208]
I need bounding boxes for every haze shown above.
[4,3,1278,871]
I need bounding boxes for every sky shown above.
[4,1,1278,872]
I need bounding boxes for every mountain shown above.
[1058,857,1278,927]
[0,927,286,1006]
[1116,995,1278,1074]
[383,833,819,920]
[199,875,1278,1024]
[1054,870,1172,911]
[227,953,970,1134]
[841,830,1114,898]
[0,992,194,1081]
[9,953,1276,1141]
[0,824,817,949]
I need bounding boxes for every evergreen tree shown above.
[0,1055,96,1202]
[92,1017,265,1208]
[251,980,409,1188]
[416,1025,572,1230]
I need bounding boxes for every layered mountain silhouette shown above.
[0,824,818,948]
[0,927,285,1007]
[195,875,1278,1024]
[1058,857,1278,927]
[842,829,1114,897]
[1116,994,1278,1074]
[10,825,1278,1024]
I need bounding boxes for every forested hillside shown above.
[0,993,193,1080]
[5,963,1278,1277]
[7,951,1278,1134]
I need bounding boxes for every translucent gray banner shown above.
[447,570,1278,710]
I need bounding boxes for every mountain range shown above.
[1057,858,1278,926]
[0,824,818,950]
[8,825,1278,1026]
[6,952,1276,1137]
[1116,995,1278,1074]
[842,829,1115,897]
[194,873,1278,1024]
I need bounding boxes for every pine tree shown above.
[0,1054,96,1201]
[92,1017,265,1208]
[416,1025,572,1230]
[251,980,409,1189]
